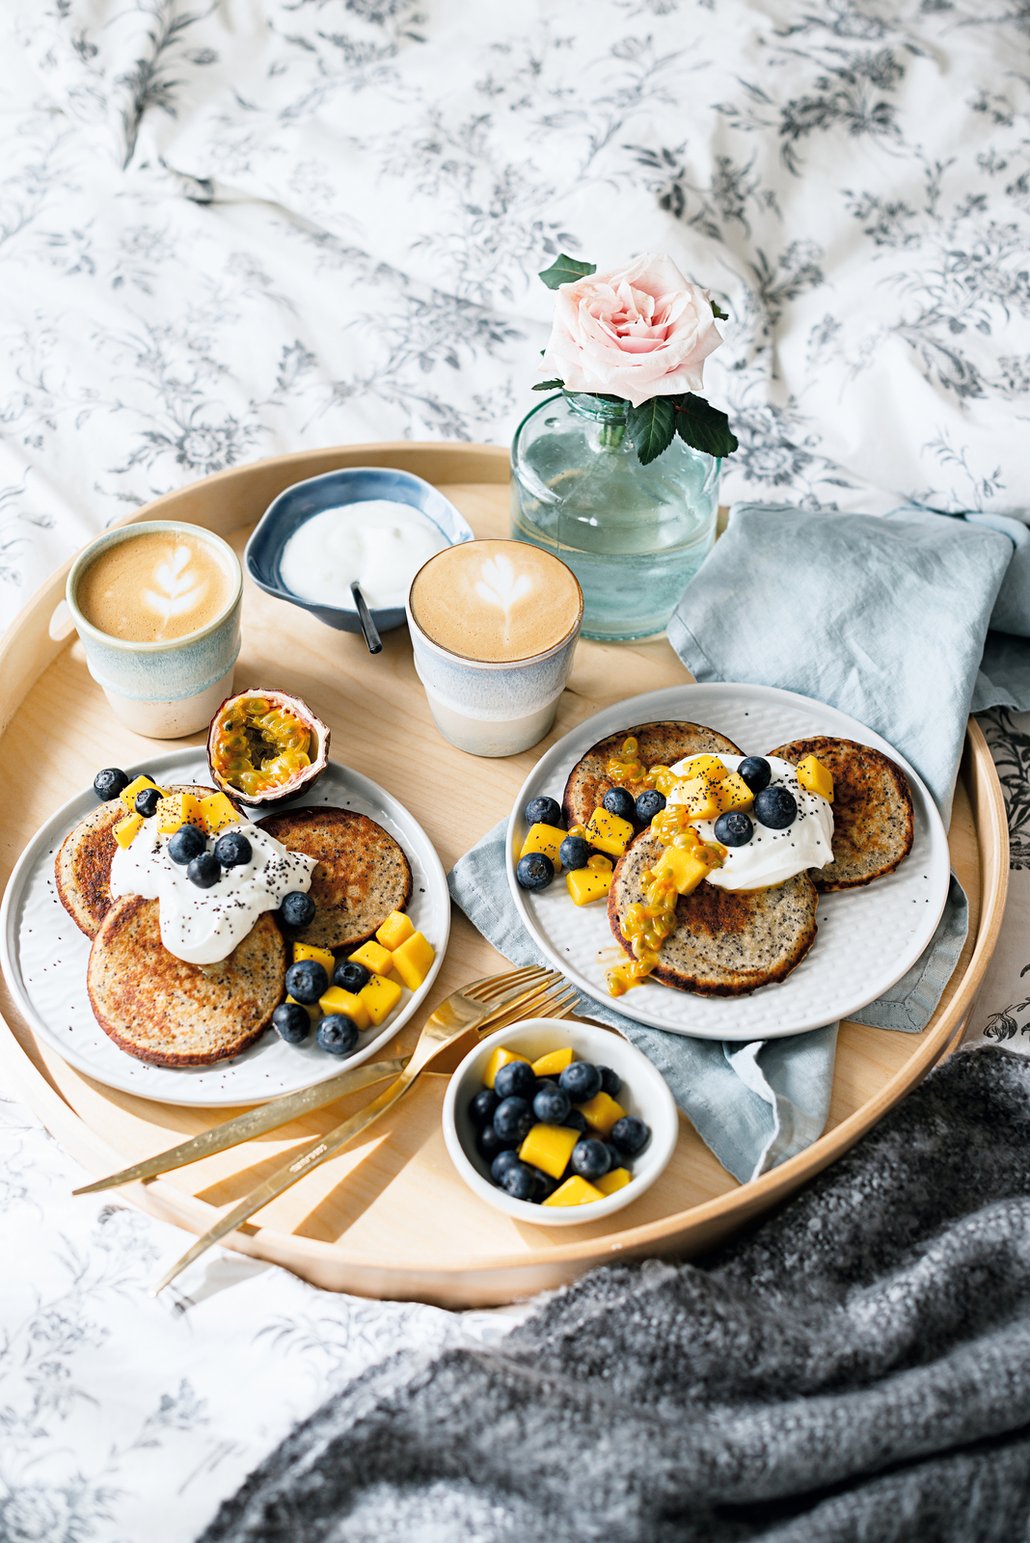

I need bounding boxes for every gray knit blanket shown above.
[204,1047,1030,1542]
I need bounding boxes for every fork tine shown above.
[473,975,566,1029]
[465,965,554,1003]
[483,984,580,1032]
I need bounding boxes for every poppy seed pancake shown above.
[769,736,914,891]
[55,783,214,939]
[87,897,285,1066]
[608,830,819,996]
[562,721,744,830]
[257,806,411,950]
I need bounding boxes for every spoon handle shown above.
[350,581,383,654]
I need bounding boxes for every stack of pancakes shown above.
[563,721,915,997]
[56,790,411,1066]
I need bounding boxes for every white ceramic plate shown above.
[507,683,950,1040]
[0,751,449,1106]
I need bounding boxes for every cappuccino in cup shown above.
[407,539,583,756]
[77,529,235,643]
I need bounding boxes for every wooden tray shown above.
[0,444,1009,1307]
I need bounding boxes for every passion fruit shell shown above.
[207,688,330,808]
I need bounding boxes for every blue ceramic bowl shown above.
[245,466,475,634]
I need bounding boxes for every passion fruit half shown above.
[207,688,330,807]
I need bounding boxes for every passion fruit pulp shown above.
[207,689,330,807]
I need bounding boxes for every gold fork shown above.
[153,968,579,1294]
[74,966,553,1197]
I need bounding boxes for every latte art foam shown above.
[409,538,582,663]
[77,530,234,642]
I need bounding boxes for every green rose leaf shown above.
[710,299,729,320]
[538,254,596,290]
[674,393,739,458]
[532,378,565,391]
[628,397,676,465]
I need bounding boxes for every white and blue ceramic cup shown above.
[406,547,583,758]
[65,521,242,739]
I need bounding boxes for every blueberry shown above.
[493,1096,533,1143]
[494,1060,537,1101]
[318,1015,359,1056]
[279,891,316,929]
[93,768,129,802]
[598,1065,622,1098]
[754,785,798,830]
[500,1161,540,1202]
[477,1125,513,1160]
[272,1002,310,1044]
[559,1061,602,1103]
[470,1088,499,1129]
[610,1115,651,1157]
[285,958,329,1005]
[516,852,554,892]
[214,831,252,867]
[603,787,637,823]
[714,810,754,847]
[490,1149,521,1184]
[571,1138,612,1181]
[333,960,370,993]
[187,852,221,889]
[559,834,591,871]
[524,795,562,828]
[605,1144,624,1173]
[564,1108,588,1135]
[635,789,666,825]
[167,823,206,864]
[134,787,161,818]
[533,1083,571,1125]
[738,756,772,794]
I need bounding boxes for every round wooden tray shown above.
[0,444,1009,1307]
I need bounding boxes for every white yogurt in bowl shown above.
[278,500,447,611]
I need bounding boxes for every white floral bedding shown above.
[3,3,1030,1538]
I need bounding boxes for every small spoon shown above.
[351,581,383,655]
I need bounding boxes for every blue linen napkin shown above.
[450,501,1010,1183]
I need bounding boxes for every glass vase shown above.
[510,392,719,642]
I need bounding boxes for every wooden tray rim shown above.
[0,441,1010,1294]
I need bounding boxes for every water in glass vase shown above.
[510,392,719,642]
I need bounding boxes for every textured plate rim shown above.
[506,682,950,1040]
[0,750,450,1106]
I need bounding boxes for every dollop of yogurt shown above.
[666,754,834,892]
[109,819,316,966]
[278,500,448,610]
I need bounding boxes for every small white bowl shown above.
[442,1018,679,1227]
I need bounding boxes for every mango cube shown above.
[349,940,394,978]
[595,1167,631,1195]
[542,1176,604,1208]
[566,866,613,906]
[155,789,204,833]
[578,1090,626,1135]
[294,941,335,975]
[318,986,371,1031]
[672,774,723,821]
[518,1123,579,1180]
[531,1046,574,1078]
[652,844,711,897]
[375,909,415,951]
[199,791,239,833]
[359,973,403,1026]
[797,754,834,803]
[678,755,728,784]
[483,1046,530,1090]
[585,807,634,858]
[716,771,754,813]
[113,812,143,848]
[519,822,567,868]
[390,931,435,990]
[119,774,167,813]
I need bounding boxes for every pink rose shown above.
[540,253,724,409]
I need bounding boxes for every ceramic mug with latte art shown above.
[406,538,583,757]
[65,521,242,738]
